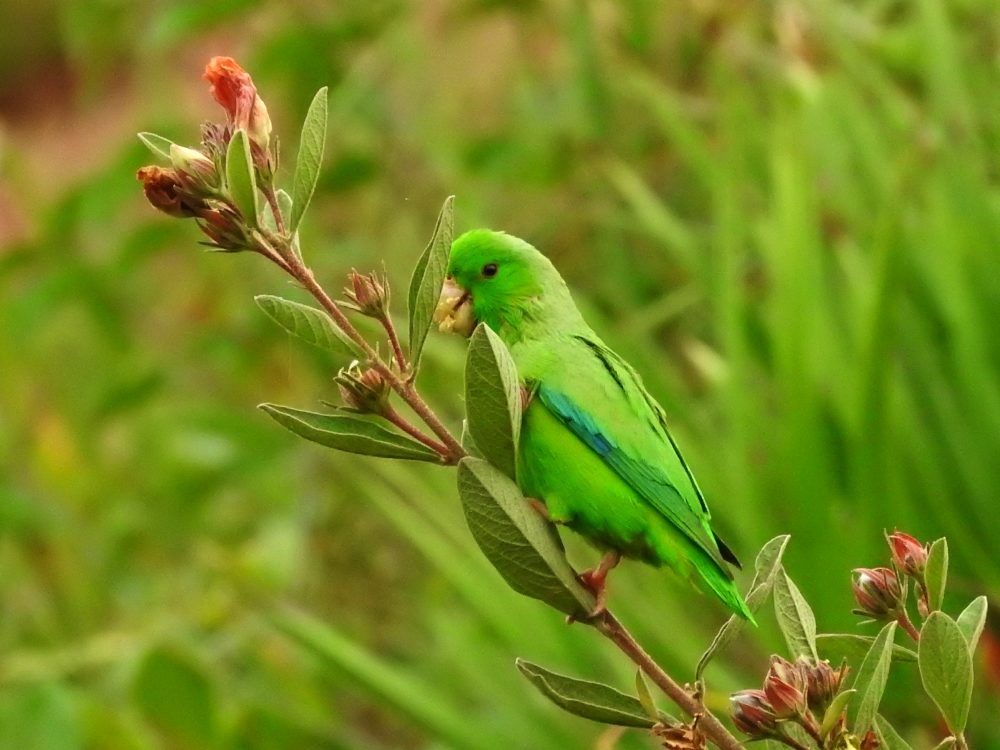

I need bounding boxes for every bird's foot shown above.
[568,550,622,623]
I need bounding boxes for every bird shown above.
[434,229,753,621]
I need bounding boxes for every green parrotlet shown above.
[434,229,752,620]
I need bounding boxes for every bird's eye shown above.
[482,263,498,278]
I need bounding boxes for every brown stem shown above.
[264,187,287,235]
[799,712,824,745]
[380,313,408,373]
[382,405,451,458]
[595,612,744,750]
[281,254,466,461]
[897,610,921,643]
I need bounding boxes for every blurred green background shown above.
[2,0,999,747]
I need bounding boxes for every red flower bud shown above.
[196,202,250,251]
[852,567,904,620]
[343,270,389,318]
[887,530,928,578]
[801,658,848,713]
[169,144,220,195]
[730,689,779,738]
[203,56,272,150]
[763,656,808,719]
[336,363,390,414]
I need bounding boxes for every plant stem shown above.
[281,254,466,460]
[380,313,408,373]
[595,612,744,750]
[955,734,968,750]
[264,187,287,235]
[897,609,921,642]
[382,405,451,458]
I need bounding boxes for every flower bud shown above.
[801,658,848,713]
[763,656,808,719]
[730,689,779,738]
[852,567,904,620]
[336,363,390,414]
[136,166,202,218]
[343,270,390,318]
[169,144,219,194]
[203,56,272,151]
[196,201,251,251]
[887,530,928,579]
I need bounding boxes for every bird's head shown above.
[434,229,577,342]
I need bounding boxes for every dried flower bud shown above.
[137,166,202,218]
[763,655,808,719]
[203,56,272,151]
[730,689,779,738]
[336,363,390,414]
[852,567,904,620]
[801,658,848,713]
[343,270,390,318]
[169,144,219,194]
[887,530,928,579]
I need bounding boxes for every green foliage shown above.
[924,538,949,613]
[773,568,819,661]
[254,294,360,357]
[464,324,521,479]
[259,404,441,462]
[515,660,665,728]
[847,621,897,735]
[225,129,259,226]
[407,196,454,373]
[289,87,328,232]
[919,612,973,735]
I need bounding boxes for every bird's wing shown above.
[535,334,739,573]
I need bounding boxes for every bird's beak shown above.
[434,277,476,337]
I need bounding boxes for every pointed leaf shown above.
[289,87,328,232]
[816,633,917,663]
[773,568,819,660]
[956,596,988,654]
[634,671,658,722]
[516,660,670,728]
[226,129,259,225]
[848,621,897,734]
[457,457,594,616]
[138,132,175,160]
[696,535,790,679]
[874,715,914,750]
[133,646,219,747]
[919,611,973,734]
[260,404,441,462]
[255,295,361,358]
[407,196,454,373]
[820,689,854,739]
[465,324,521,478]
[924,538,949,612]
[460,419,484,459]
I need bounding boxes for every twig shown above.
[897,609,921,643]
[380,313,408,374]
[264,187,287,235]
[382,404,452,459]
[595,612,745,750]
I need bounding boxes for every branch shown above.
[594,612,745,750]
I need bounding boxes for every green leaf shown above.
[875,715,915,750]
[254,295,360,358]
[460,419,484,459]
[956,595,988,653]
[457,457,594,616]
[919,611,973,734]
[407,196,455,373]
[465,324,521,479]
[634,670,658,721]
[0,682,81,750]
[816,633,917,663]
[289,87,328,232]
[137,132,175,160]
[516,660,669,728]
[773,567,819,660]
[820,689,854,739]
[226,129,259,226]
[259,404,441,462]
[696,534,790,679]
[924,537,949,612]
[133,646,219,748]
[848,621,897,734]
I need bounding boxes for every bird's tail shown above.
[697,560,756,624]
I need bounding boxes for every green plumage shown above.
[446,229,753,620]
